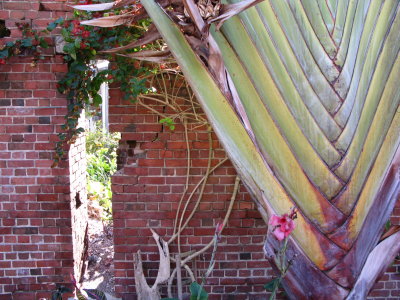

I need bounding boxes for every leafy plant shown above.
[0,22,49,66]
[86,121,120,220]
[0,2,154,165]
[159,117,176,130]
[86,123,120,157]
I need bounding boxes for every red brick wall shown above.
[0,1,399,299]
[69,112,88,283]
[0,0,72,39]
[0,55,86,299]
[0,2,88,298]
[109,85,271,299]
[109,83,400,300]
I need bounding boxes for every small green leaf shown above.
[61,28,70,40]
[93,94,102,106]
[0,49,9,59]
[21,38,32,47]
[70,51,77,60]
[39,39,49,48]
[47,22,57,32]
[63,43,75,54]
[264,278,279,292]
[385,220,392,231]
[47,17,64,31]
[189,282,208,300]
[74,38,82,49]
[76,127,85,134]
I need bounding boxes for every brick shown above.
[51,64,68,73]
[38,117,51,124]
[8,143,33,150]
[0,99,11,106]
[5,90,32,98]
[12,227,38,235]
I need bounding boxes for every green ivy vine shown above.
[0,2,157,166]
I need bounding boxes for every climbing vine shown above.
[0,2,155,165]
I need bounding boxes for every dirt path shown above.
[81,217,116,297]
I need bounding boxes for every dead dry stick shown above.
[133,229,170,300]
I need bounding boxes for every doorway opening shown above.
[81,60,120,298]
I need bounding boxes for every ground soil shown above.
[81,216,116,297]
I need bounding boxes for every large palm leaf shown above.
[78,0,400,298]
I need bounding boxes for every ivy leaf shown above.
[70,61,86,72]
[47,23,57,32]
[74,38,82,49]
[63,43,75,54]
[47,17,64,31]
[63,43,77,60]
[61,28,69,39]
[76,127,85,134]
[61,28,73,42]
[0,49,9,59]
[21,38,32,47]
[47,22,58,32]
[39,39,49,48]
[93,94,102,106]
[189,282,208,300]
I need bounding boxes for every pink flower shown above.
[215,222,223,234]
[269,211,296,241]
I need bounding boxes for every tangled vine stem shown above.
[167,176,241,298]
[167,157,228,245]
[173,117,190,238]
[134,70,240,298]
[177,126,213,254]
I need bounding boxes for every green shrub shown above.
[86,121,120,220]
